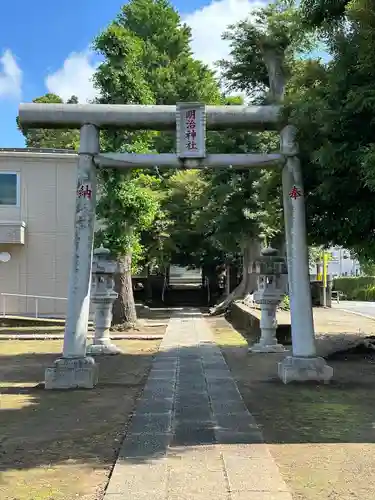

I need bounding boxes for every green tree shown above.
[92,0,222,325]
[287,0,375,260]
[357,257,375,277]
[216,0,375,269]
[205,1,309,313]
[17,93,79,149]
[301,0,351,26]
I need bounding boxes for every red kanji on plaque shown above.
[77,183,92,199]
[289,185,302,199]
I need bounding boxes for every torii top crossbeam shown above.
[18,103,281,131]
[18,101,284,169]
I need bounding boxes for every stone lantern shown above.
[86,246,122,355]
[249,247,288,353]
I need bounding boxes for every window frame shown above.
[0,171,20,207]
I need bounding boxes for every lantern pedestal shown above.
[87,296,122,355]
[278,355,333,384]
[86,343,122,356]
[249,297,286,353]
[86,246,122,356]
[45,356,98,390]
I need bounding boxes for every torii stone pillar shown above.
[45,124,99,389]
[278,125,333,384]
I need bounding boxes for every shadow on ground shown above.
[0,346,160,476]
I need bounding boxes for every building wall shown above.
[0,151,78,315]
[328,247,361,277]
[309,246,361,278]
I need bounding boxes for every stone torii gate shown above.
[18,101,333,389]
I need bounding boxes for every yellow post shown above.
[323,252,328,288]
[322,252,328,306]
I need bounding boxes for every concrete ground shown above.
[332,300,375,319]
[104,309,292,500]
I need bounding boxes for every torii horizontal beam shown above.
[18,103,281,131]
[95,152,284,169]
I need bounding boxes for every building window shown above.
[0,172,19,206]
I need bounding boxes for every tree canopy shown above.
[17,0,375,317]
[17,93,79,150]
[288,0,375,259]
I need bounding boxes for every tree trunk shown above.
[229,264,239,293]
[112,253,137,327]
[225,264,231,297]
[145,265,153,304]
[209,239,261,315]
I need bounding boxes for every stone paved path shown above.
[104,309,292,500]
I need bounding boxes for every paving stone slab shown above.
[172,421,216,446]
[214,412,259,432]
[202,361,229,370]
[175,390,209,403]
[105,494,167,500]
[166,450,228,498]
[155,351,179,358]
[148,368,177,380]
[210,399,249,415]
[223,456,290,493]
[151,360,178,368]
[135,396,174,414]
[208,388,242,402]
[105,458,168,496]
[142,385,175,399]
[177,377,207,393]
[130,412,172,434]
[168,492,230,500]
[144,379,175,391]
[178,372,203,380]
[177,368,204,378]
[231,492,293,500]
[206,379,240,391]
[219,443,273,460]
[179,364,203,373]
[174,405,212,422]
[119,432,171,461]
[204,367,231,375]
[215,430,264,444]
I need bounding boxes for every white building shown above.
[327,247,361,277]
[0,148,78,316]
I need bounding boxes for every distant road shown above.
[332,300,375,319]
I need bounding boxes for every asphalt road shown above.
[333,300,375,318]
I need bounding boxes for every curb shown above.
[0,334,164,341]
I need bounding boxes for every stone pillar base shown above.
[45,357,98,390]
[86,342,123,356]
[278,355,333,384]
[249,343,286,353]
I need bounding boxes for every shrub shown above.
[333,277,375,300]
[351,288,366,301]
[366,286,375,300]
[279,294,290,310]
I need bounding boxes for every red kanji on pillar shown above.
[77,183,92,199]
[289,185,302,199]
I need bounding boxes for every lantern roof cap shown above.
[93,245,111,256]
